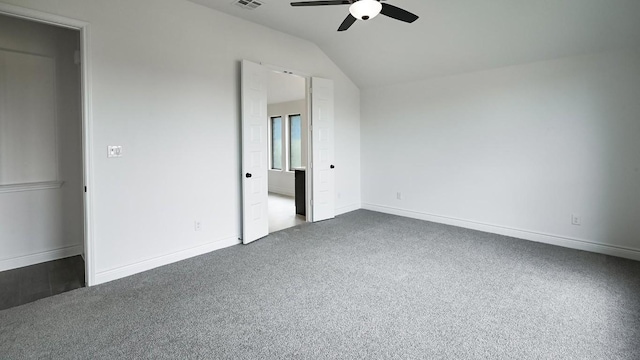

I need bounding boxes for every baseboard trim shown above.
[93,236,240,285]
[336,203,361,216]
[362,203,640,262]
[0,244,83,272]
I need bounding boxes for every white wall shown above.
[268,99,307,197]
[268,71,305,104]
[0,15,84,271]
[0,0,361,283]
[0,50,58,184]
[362,50,640,260]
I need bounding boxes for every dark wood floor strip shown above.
[0,256,85,311]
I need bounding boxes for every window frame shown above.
[287,113,302,172]
[269,116,283,171]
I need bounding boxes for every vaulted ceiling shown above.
[188,0,640,88]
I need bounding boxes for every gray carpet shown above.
[1,210,639,359]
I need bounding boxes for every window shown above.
[289,114,302,170]
[270,113,304,172]
[270,116,283,170]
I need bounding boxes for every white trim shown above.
[305,78,313,222]
[0,244,82,272]
[0,181,64,193]
[93,236,241,285]
[0,3,87,29]
[336,203,360,216]
[362,203,640,262]
[0,3,96,286]
[80,22,96,287]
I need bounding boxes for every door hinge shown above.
[84,186,87,192]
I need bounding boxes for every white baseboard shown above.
[93,236,240,285]
[362,203,640,262]
[0,244,83,272]
[336,203,361,216]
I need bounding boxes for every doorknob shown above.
[330,165,335,169]
[245,173,252,178]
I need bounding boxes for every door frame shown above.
[0,3,96,285]
[263,63,314,223]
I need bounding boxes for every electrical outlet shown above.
[107,146,123,158]
[194,221,202,231]
[396,192,402,200]
[571,214,581,226]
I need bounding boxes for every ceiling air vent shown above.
[233,0,264,10]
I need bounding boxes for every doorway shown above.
[0,13,84,308]
[0,4,94,293]
[266,71,308,233]
[240,60,335,244]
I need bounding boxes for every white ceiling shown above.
[189,0,640,88]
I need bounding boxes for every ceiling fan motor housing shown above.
[349,0,382,21]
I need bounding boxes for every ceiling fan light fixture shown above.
[349,0,382,21]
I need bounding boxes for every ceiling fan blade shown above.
[291,1,351,6]
[338,14,357,31]
[380,3,419,23]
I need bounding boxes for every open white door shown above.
[241,60,269,244]
[310,77,335,222]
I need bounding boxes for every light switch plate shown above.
[108,146,123,158]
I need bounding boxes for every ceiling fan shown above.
[290,0,419,32]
